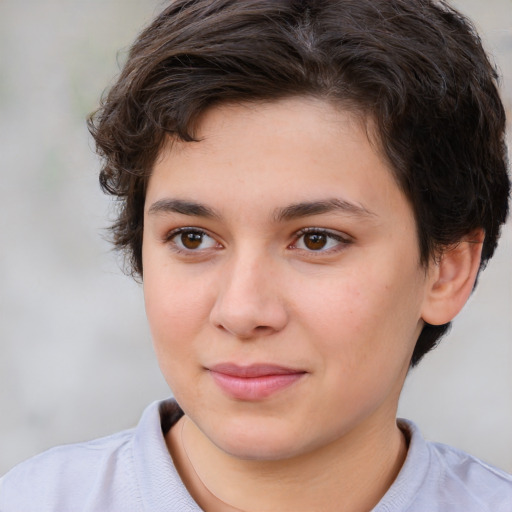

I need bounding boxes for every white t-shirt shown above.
[1,399,511,511]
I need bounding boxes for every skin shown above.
[142,97,481,511]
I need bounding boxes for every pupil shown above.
[305,233,327,250]
[182,232,203,249]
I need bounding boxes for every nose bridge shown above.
[210,245,288,338]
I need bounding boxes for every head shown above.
[89,0,509,366]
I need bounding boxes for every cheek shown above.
[295,271,378,335]
[143,268,213,376]
[143,252,214,330]
[296,264,422,365]
[144,286,202,400]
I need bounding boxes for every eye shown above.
[167,228,220,252]
[292,228,351,253]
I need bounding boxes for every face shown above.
[143,98,431,460]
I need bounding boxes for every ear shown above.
[421,230,484,326]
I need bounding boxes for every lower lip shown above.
[209,371,305,400]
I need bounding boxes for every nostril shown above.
[213,321,279,339]
[254,325,273,333]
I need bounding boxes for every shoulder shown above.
[0,429,139,512]
[426,438,512,509]
[0,400,192,512]
[376,420,512,512]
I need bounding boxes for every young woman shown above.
[1,1,511,510]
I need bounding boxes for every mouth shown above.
[207,363,307,401]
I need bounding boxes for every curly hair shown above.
[88,0,510,366]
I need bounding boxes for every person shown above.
[1,0,511,510]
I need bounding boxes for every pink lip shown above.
[208,363,306,400]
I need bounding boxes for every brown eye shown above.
[169,229,218,251]
[293,229,350,253]
[303,232,327,251]
[181,231,204,250]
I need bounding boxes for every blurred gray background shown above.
[0,0,511,475]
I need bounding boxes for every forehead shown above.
[146,97,409,228]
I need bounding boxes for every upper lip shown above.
[208,363,306,378]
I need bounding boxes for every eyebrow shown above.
[147,197,377,222]
[147,198,219,219]
[273,198,377,222]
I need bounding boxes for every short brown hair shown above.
[89,0,510,366]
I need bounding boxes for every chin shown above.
[219,437,300,461]
[206,418,311,461]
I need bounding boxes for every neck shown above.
[167,411,408,512]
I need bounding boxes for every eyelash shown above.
[165,227,221,255]
[164,227,352,256]
[290,227,352,254]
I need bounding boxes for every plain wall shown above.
[0,0,511,475]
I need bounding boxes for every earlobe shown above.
[421,230,484,326]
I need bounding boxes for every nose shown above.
[209,253,289,339]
